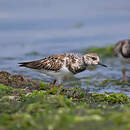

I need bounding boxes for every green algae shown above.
[0,82,130,130]
[82,45,114,58]
[39,81,49,87]
[92,93,129,104]
[99,78,130,87]
[0,84,14,97]
[0,71,130,130]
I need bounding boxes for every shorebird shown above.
[19,53,107,87]
[114,39,130,82]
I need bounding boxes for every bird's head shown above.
[83,53,107,67]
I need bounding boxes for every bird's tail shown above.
[18,59,42,69]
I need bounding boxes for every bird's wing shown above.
[122,40,130,58]
[66,54,86,74]
[19,55,65,71]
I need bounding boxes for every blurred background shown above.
[0,0,130,94]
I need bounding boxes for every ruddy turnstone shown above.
[114,39,130,82]
[19,53,107,87]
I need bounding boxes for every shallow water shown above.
[0,0,130,95]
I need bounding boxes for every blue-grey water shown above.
[0,0,130,95]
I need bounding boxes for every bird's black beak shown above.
[98,62,107,67]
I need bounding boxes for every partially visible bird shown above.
[114,39,130,82]
[19,53,107,87]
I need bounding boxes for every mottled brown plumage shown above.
[19,54,86,74]
[19,55,65,72]
[66,54,86,74]
[19,53,107,86]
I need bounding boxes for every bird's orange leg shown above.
[122,70,127,82]
[50,80,57,88]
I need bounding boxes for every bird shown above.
[114,39,130,82]
[19,53,107,88]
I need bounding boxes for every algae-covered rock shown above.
[0,83,130,130]
[0,71,39,89]
[0,71,130,130]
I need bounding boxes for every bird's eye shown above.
[92,57,97,60]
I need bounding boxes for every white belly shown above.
[38,66,74,81]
